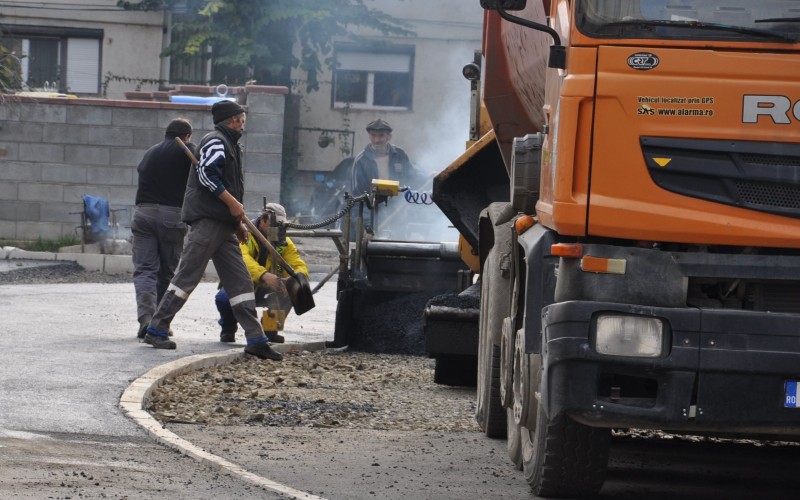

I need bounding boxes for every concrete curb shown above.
[120,341,329,500]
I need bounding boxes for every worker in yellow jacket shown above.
[215,203,309,343]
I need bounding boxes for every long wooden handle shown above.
[174,137,299,279]
[242,217,299,279]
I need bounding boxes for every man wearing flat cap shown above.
[351,118,421,196]
[142,100,283,362]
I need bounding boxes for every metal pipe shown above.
[365,241,461,260]
[354,200,365,278]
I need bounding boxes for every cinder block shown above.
[41,164,88,184]
[63,186,137,208]
[244,133,282,154]
[87,166,134,186]
[243,153,282,175]
[66,106,113,126]
[41,202,84,223]
[0,102,21,121]
[65,145,110,166]
[84,126,134,147]
[112,108,159,128]
[24,103,67,124]
[0,220,16,240]
[0,122,43,142]
[41,123,82,144]
[0,162,42,182]
[246,113,284,135]
[133,128,164,149]
[18,183,64,202]
[0,183,17,200]
[111,147,147,167]
[18,143,64,162]
[0,142,19,161]
[246,93,286,115]
[244,172,281,193]
[15,221,62,240]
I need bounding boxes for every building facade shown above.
[284,0,483,219]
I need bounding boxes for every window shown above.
[0,25,102,94]
[332,45,414,110]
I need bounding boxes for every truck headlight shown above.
[594,314,664,358]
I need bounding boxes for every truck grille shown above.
[642,137,800,219]
[735,181,800,210]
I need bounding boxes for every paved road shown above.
[0,277,337,499]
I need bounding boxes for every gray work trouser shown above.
[131,204,186,325]
[149,217,264,341]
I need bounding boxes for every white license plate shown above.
[785,381,800,408]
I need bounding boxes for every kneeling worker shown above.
[215,203,309,343]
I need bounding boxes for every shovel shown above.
[175,137,316,315]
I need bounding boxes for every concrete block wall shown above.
[0,85,288,242]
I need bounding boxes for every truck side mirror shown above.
[480,0,527,10]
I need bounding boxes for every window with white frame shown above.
[332,45,414,110]
[0,25,101,94]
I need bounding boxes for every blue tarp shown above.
[83,195,109,234]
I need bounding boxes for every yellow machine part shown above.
[371,179,400,197]
[261,309,287,331]
[458,234,479,274]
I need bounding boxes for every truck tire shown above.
[507,408,523,470]
[521,400,611,498]
[476,270,505,438]
[476,339,506,438]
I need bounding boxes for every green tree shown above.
[0,39,24,93]
[117,0,413,91]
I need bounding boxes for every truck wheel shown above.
[507,408,523,470]
[521,403,611,498]
[476,339,506,438]
[499,317,515,408]
[476,276,505,438]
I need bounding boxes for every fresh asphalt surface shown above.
[0,258,337,499]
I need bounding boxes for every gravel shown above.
[148,349,479,432]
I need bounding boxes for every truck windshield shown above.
[575,0,800,43]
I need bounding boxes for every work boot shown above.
[244,340,283,361]
[220,327,237,343]
[143,328,176,350]
[136,323,148,339]
[265,330,285,344]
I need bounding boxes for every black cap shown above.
[212,100,245,125]
[366,118,392,133]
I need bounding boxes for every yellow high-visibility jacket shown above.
[240,233,309,285]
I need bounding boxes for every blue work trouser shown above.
[215,282,292,332]
[149,217,263,341]
[131,204,186,325]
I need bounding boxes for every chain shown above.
[283,193,370,230]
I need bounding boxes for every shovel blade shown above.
[286,273,315,315]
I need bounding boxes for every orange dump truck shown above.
[432,0,800,496]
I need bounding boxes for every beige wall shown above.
[1,0,165,99]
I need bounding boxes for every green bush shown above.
[0,235,80,252]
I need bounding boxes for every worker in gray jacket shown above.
[142,100,282,362]
[132,118,194,340]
